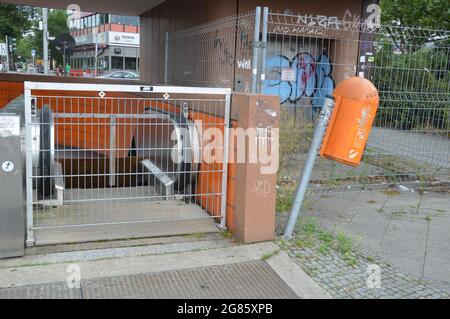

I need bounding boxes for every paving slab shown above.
[353,191,389,207]
[386,217,428,235]
[419,195,450,211]
[376,251,424,279]
[0,238,233,269]
[348,210,390,242]
[380,228,427,260]
[423,253,450,286]
[306,190,449,286]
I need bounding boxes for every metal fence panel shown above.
[166,11,257,92]
[24,82,231,245]
[264,11,449,193]
[162,7,449,194]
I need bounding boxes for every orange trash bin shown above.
[319,77,379,166]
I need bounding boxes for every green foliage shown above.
[275,182,296,213]
[375,1,450,134]
[380,0,450,31]
[17,37,33,60]
[26,9,68,64]
[0,4,32,39]
[260,249,281,261]
[373,39,450,132]
[293,218,360,267]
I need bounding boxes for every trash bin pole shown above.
[283,96,335,239]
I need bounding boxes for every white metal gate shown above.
[24,82,231,246]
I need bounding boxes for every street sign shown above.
[31,49,36,57]
[0,43,6,56]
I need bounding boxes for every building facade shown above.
[139,0,378,87]
[69,13,140,75]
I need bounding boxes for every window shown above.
[103,56,109,70]
[111,56,123,70]
[110,15,139,26]
[124,57,136,71]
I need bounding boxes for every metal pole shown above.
[283,95,335,238]
[42,8,49,75]
[109,115,116,187]
[259,7,269,93]
[164,32,169,84]
[251,6,261,93]
[5,36,9,72]
[94,29,98,77]
[24,86,35,246]
[63,44,66,74]
[220,93,231,229]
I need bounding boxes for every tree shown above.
[0,4,32,39]
[19,9,69,65]
[374,0,450,132]
[380,0,450,30]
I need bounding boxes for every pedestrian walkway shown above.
[275,187,450,298]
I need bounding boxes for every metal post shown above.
[259,7,269,93]
[251,7,261,93]
[24,85,35,246]
[63,44,66,75]
[220,93,231,229]
[164,32,169,85]
[5,36,9,72]
[42,8,49,75]
[283,96,335,238]
[109,115,116,187]
[94,28,98,77]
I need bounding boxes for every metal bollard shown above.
[283,95,335,239]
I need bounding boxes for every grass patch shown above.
[260,249,281,261]
[292,217,359,267]
[336,232,353,255]
[392,209,406,218]
[276,182,296,213]
[294,237,314,249]
[188,232,205,240]
[318,243,330,254]
[377,208,384,213]
[383,189,400,196]
[220,229,233,240]
[424,215,432,222]
[367,200,377,204]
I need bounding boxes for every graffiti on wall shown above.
[272,6,381,36]
[263,52,335,106]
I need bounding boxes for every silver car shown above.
[99,71,139,80]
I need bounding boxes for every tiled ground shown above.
[276,187,450,298]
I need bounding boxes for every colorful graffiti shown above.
[263,52,335,106]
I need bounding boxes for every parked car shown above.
[99,71,139,80]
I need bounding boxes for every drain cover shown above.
[82,261,298,299]
[0,282,81,299]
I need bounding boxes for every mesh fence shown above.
[267,11,449,193]
[165,8,450,194]
[166,12,257,92]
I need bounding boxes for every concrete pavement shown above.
[301,188,450,291]
[0,235,330,299]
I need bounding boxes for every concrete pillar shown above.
[228,93,280,243]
